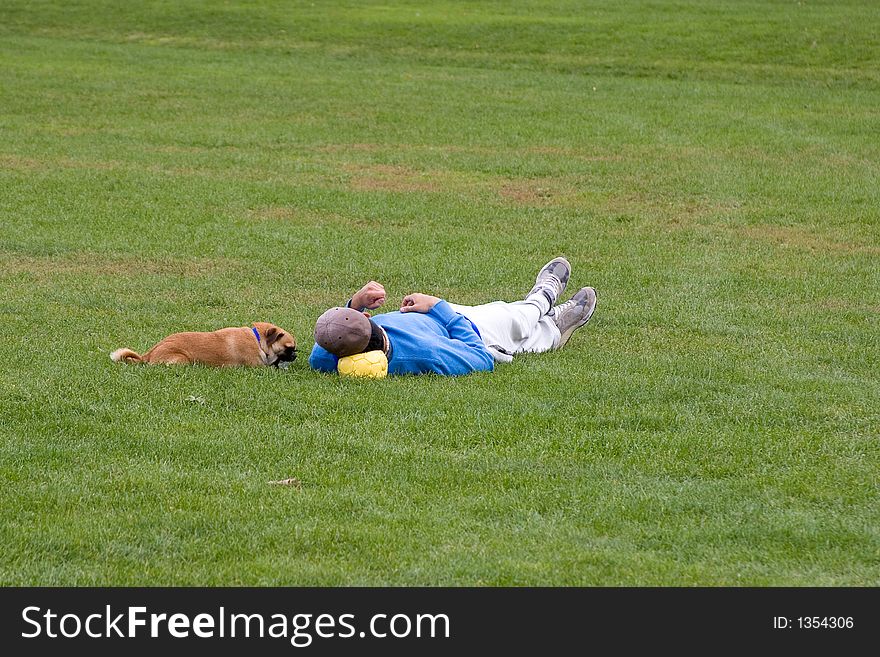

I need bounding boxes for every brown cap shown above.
[314,307,372,357]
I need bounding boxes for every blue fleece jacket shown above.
[309,300,494,376]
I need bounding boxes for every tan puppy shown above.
[110,322,297,368]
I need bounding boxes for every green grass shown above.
[1,0,878,585]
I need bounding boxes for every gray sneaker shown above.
[550,287,597,348]
[527,257,571,306]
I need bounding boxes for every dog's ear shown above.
[265,326,290,346]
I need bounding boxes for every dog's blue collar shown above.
[252,327,261,344]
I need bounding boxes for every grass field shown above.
[1,0,878,585]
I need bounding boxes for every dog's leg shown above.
[150,351,193,365]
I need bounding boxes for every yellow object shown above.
[337,350,388,379]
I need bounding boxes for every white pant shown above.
[449,296,560,363]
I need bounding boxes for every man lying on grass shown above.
[309,257,597,376]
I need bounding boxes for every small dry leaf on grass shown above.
[268,477,302,488]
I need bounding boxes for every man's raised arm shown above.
[347,281,386,314]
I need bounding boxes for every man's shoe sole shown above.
[556,287,597,348]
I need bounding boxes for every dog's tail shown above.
[110,348,144,364]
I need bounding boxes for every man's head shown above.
[314,307,386,357]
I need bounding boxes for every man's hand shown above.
[350,281,386,312]
[400,293,441,313]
